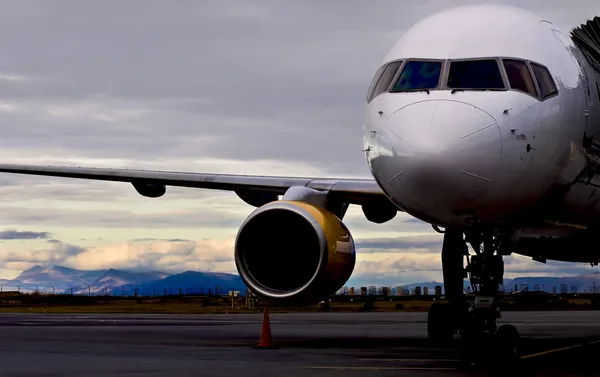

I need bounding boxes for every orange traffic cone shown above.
[254,304,275,349]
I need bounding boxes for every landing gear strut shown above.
[427,229,465,341]
[427,228,520,365]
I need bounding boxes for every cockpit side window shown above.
[502,59,538,97]
[370,61,403,101]
[447,59,505,90]
[530,63,558,99]
[366,65,386,103]
[391,60,442,91]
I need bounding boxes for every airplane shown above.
[1,3,600,363]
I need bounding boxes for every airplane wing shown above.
[0,164,388,206]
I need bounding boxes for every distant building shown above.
[560,284,568,294]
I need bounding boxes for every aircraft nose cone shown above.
[377,100,502,225]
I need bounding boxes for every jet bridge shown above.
[571,16,600,73]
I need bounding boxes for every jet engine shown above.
[234,200,356,304]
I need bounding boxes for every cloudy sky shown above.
[0,0,598,286]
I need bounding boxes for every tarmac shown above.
[0,311,599,376]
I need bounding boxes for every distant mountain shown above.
[4,264,600,296]
[16,265,106,286]
[109,271,246,296]
[1,265,110,293]
[0,265,245,296]
[71,268,170,295]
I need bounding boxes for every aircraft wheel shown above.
[495,324,520,366]
[459,320,489,366]
[427,302,454,341]
[460,323,520,368]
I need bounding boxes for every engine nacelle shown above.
[234,200,356,304]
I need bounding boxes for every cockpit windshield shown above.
[447,59,505,90]
[380,56,557,101]
[391,61,442,91]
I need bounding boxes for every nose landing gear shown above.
[427,228,520,366]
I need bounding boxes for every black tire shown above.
[460,321,489,366]
[495,324,520,366]
[427,302,454,341]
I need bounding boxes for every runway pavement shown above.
[0,311,599,376]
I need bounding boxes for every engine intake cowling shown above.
[234,200,356,304]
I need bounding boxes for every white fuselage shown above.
[363,5,600,232]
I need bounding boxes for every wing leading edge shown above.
[0,164,389,206]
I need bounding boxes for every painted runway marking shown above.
[358,358,459,362]
[521,339,600,359]
[306,366,458,371]
[68,318,280,324]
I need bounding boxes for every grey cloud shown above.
[0,0,381,173]
[344,212,435,233]
[0,1,598,278]
[0,241,84,268]
[0,229,51,240]
[0,178,130,202]
[503,257,598,276]
[0,238,235,274]
[346,254,598,287]
[355,234,442,252]
[47,239,61,244]
[0,206,247,229]
[52,242,86,257]
[1,1,595,177]
[347,255,443,286]
[132,238,191,242]
[0,203,427,237]
[0,173,231,203]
